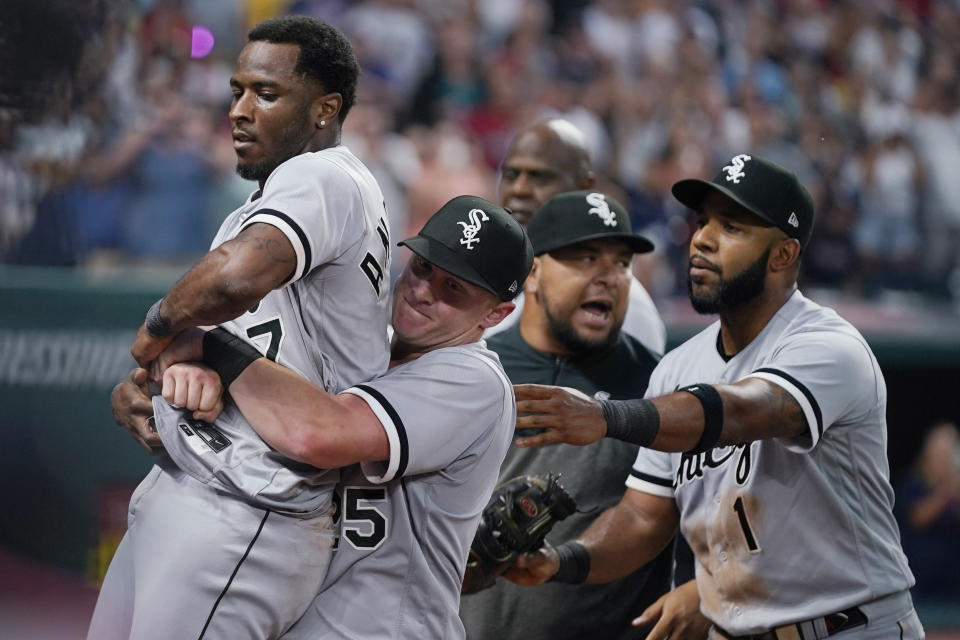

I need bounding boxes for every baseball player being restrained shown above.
[113,196,533,639]
[93,16,393,640]
[506,155,923,640]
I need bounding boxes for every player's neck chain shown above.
[676,442,754,488]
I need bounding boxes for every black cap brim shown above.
[535,231,654,256]
[398,236,503,299]
[672,179,778,227]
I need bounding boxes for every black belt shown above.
[715,606,868,640]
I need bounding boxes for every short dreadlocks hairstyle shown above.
[248,16,360,122]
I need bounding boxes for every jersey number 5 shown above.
[332,486,388,551]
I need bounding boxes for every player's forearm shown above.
[604,378,808,453]
[577,494,678,584]
[229,361,343,462]
[228,360,387,469]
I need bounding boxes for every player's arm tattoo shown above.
[235,228,295,264]
[756,381,808,438]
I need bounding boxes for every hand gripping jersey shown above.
[628,291,914,635]
[281,341,515,640]
[153,145,391,516]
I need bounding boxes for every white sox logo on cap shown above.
[722,154,752,184]
[458,208,489,249]
[585,192,617,227]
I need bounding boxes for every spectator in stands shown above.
[896,422,960,602]
[7,0,960,313]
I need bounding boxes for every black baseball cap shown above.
[526,190,655,256]
[399,195,534,300]
[671,154,816,248]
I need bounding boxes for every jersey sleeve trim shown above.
[748,367,823,448]
[626,470,675,497]
[342,384,409,482]
[240,208,313,284]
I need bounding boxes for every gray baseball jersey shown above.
[156,145,391,515]
[628,291,915,635]
[484,276,667,356]
[282,340,515,640]
[89,146,390,640]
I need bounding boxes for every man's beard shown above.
[687,248,770,315]
[236,105,313,183]
[541,287,622,355]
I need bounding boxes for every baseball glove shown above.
[461,472,576,595]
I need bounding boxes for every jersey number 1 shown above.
[733,496,761,554]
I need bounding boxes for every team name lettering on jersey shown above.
[675,442,754,488]
[360,216,391,296]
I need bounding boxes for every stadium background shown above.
[1,0,958,637]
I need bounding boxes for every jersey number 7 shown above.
[246,318,284,361]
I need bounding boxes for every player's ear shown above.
[480,301,516,330]
[768,236,801,273]
[314,91,342,129]
[525,258,542,298]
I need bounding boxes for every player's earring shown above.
[320,120,326,127]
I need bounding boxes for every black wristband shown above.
[549,541,591,584]
[144,298,173,337]
[598,398,660,447]
[679,384,724,453]
[202,328,263,388]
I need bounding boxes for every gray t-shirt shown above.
[629,291,914,634]
[282,340,515,639]
[154,145,391,516]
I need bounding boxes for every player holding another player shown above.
[113,196,533,639]
[507,155,923,639]
[91,16,391,640]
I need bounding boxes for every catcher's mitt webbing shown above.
[461,472,576,594]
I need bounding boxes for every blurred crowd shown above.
[4,0,960,304]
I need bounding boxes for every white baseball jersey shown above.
[155,145,392,515]
[485,276,667,356]
[90,146,392,639]
[282,340,515,640]
[628,291,914,635]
